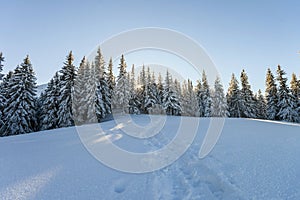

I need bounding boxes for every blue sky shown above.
[1,0,300,92]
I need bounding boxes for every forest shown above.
[0,49,299,136]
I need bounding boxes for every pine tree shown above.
[174,79,181,97]
[73,59,96,124]
[128,64,141,114]
[0,53,5,126]
[290,73,300,122]
[112,55,130,113]
[36,91,46,130]
[0,71,13,122]
[195,80,204,117]
[276,65,298,122]
[182,79,199,117]
[39,72,60,130]
[196,71,212,117]
[0,52,4,81]
[162,70,181,115]
[290,73,300,100]
[107,57,115,105]
[255,89,267,119]
[94,48,111,120]
[211,77,229,117]
[144,67,158,113]
[85,62,97,123]
[227,73,242,118]
[1,56,37,136]
[265,68,278,120]
[239,69,257,118]
[157,73,163,104]
[57,51,76,128]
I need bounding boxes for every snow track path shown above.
[147,127,244,200]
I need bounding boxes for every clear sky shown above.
[1,0,300,92]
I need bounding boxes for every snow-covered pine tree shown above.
[290,73,300,101]
[39,72,60,130]
[85,62,97,123]
[1,56,37,136]
[0,52,4,81]
[227,73,242,118]
[0,71,13,119]
[196,71,212,117]
[174,79,182,98]
[0,72,13,125]
[265,68,278,120]
[181,80,188,116]
[255,89,267,119]
[128,64,141,114]
[137,65,147,113]
[182,79,199,117]
[112,55,130,113]
[239,69,257,118]
[276,65,299,122]
[290,73,300,122]
[211,77,229,117]
[195,80,204,117]
[157,73,163,104]
[107,57,115,100]
[73,57,89,124]
[144,67,158,113]
[0,53,5,127]
[36,91,46,130]
[162,70,181,115]
[94,48,111,120]
[57,51,76,128]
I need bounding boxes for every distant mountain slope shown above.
[36,84,47,96]
[0,116,300,200]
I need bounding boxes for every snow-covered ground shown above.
[1,115,300,200]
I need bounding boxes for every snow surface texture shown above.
[1,115,300,200]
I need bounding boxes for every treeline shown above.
[0,50,299,136]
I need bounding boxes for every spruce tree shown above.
[265,68,278,120]
[94,48,111,120]
[290,73,300,122]
[195,80,204,117]
[0,53,5,126]
[162,70,181,115]
[255,89,267,119]
[128,64,141,114]
[39,72,60,130]
[144,67,158,113]
[85,62,97,123]
[0,71,13,123]
[73,57,89,124]
[137,65,147,113]
[182,79,199,117]
[276,65,298,122]
[112,55,130,113]
[157,73,163,104]
[196,71,212,117]
[107,57,115,102]
[211,77,229,117]
[240,69,256,118]
[227,73,242,118]
[57,51,76,128]
[0,52,4,81]
[1,56,37,136]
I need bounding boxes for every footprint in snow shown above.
[114,179,126,193]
